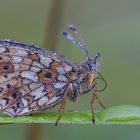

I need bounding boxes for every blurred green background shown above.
[0,0,140,140]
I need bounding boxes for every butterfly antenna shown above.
[62,24,92,61]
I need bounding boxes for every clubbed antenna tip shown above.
[62,24,91,61]
[62,31,67,36]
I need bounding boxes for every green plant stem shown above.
[1,105,140,124]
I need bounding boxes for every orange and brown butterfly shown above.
[0,25,106,125]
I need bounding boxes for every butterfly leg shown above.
[90,89,96,123]
[91,83,106,123]
[55,84,72,126]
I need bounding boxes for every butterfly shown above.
[0,25,106,125]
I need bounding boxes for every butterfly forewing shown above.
[0,40,74,116]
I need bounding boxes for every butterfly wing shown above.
[0,39,74,116]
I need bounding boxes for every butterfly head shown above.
[62,24,106,94]
[86,53,100,73]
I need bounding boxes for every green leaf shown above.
[0,105,140,124]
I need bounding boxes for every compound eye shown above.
[87,63,93,71]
